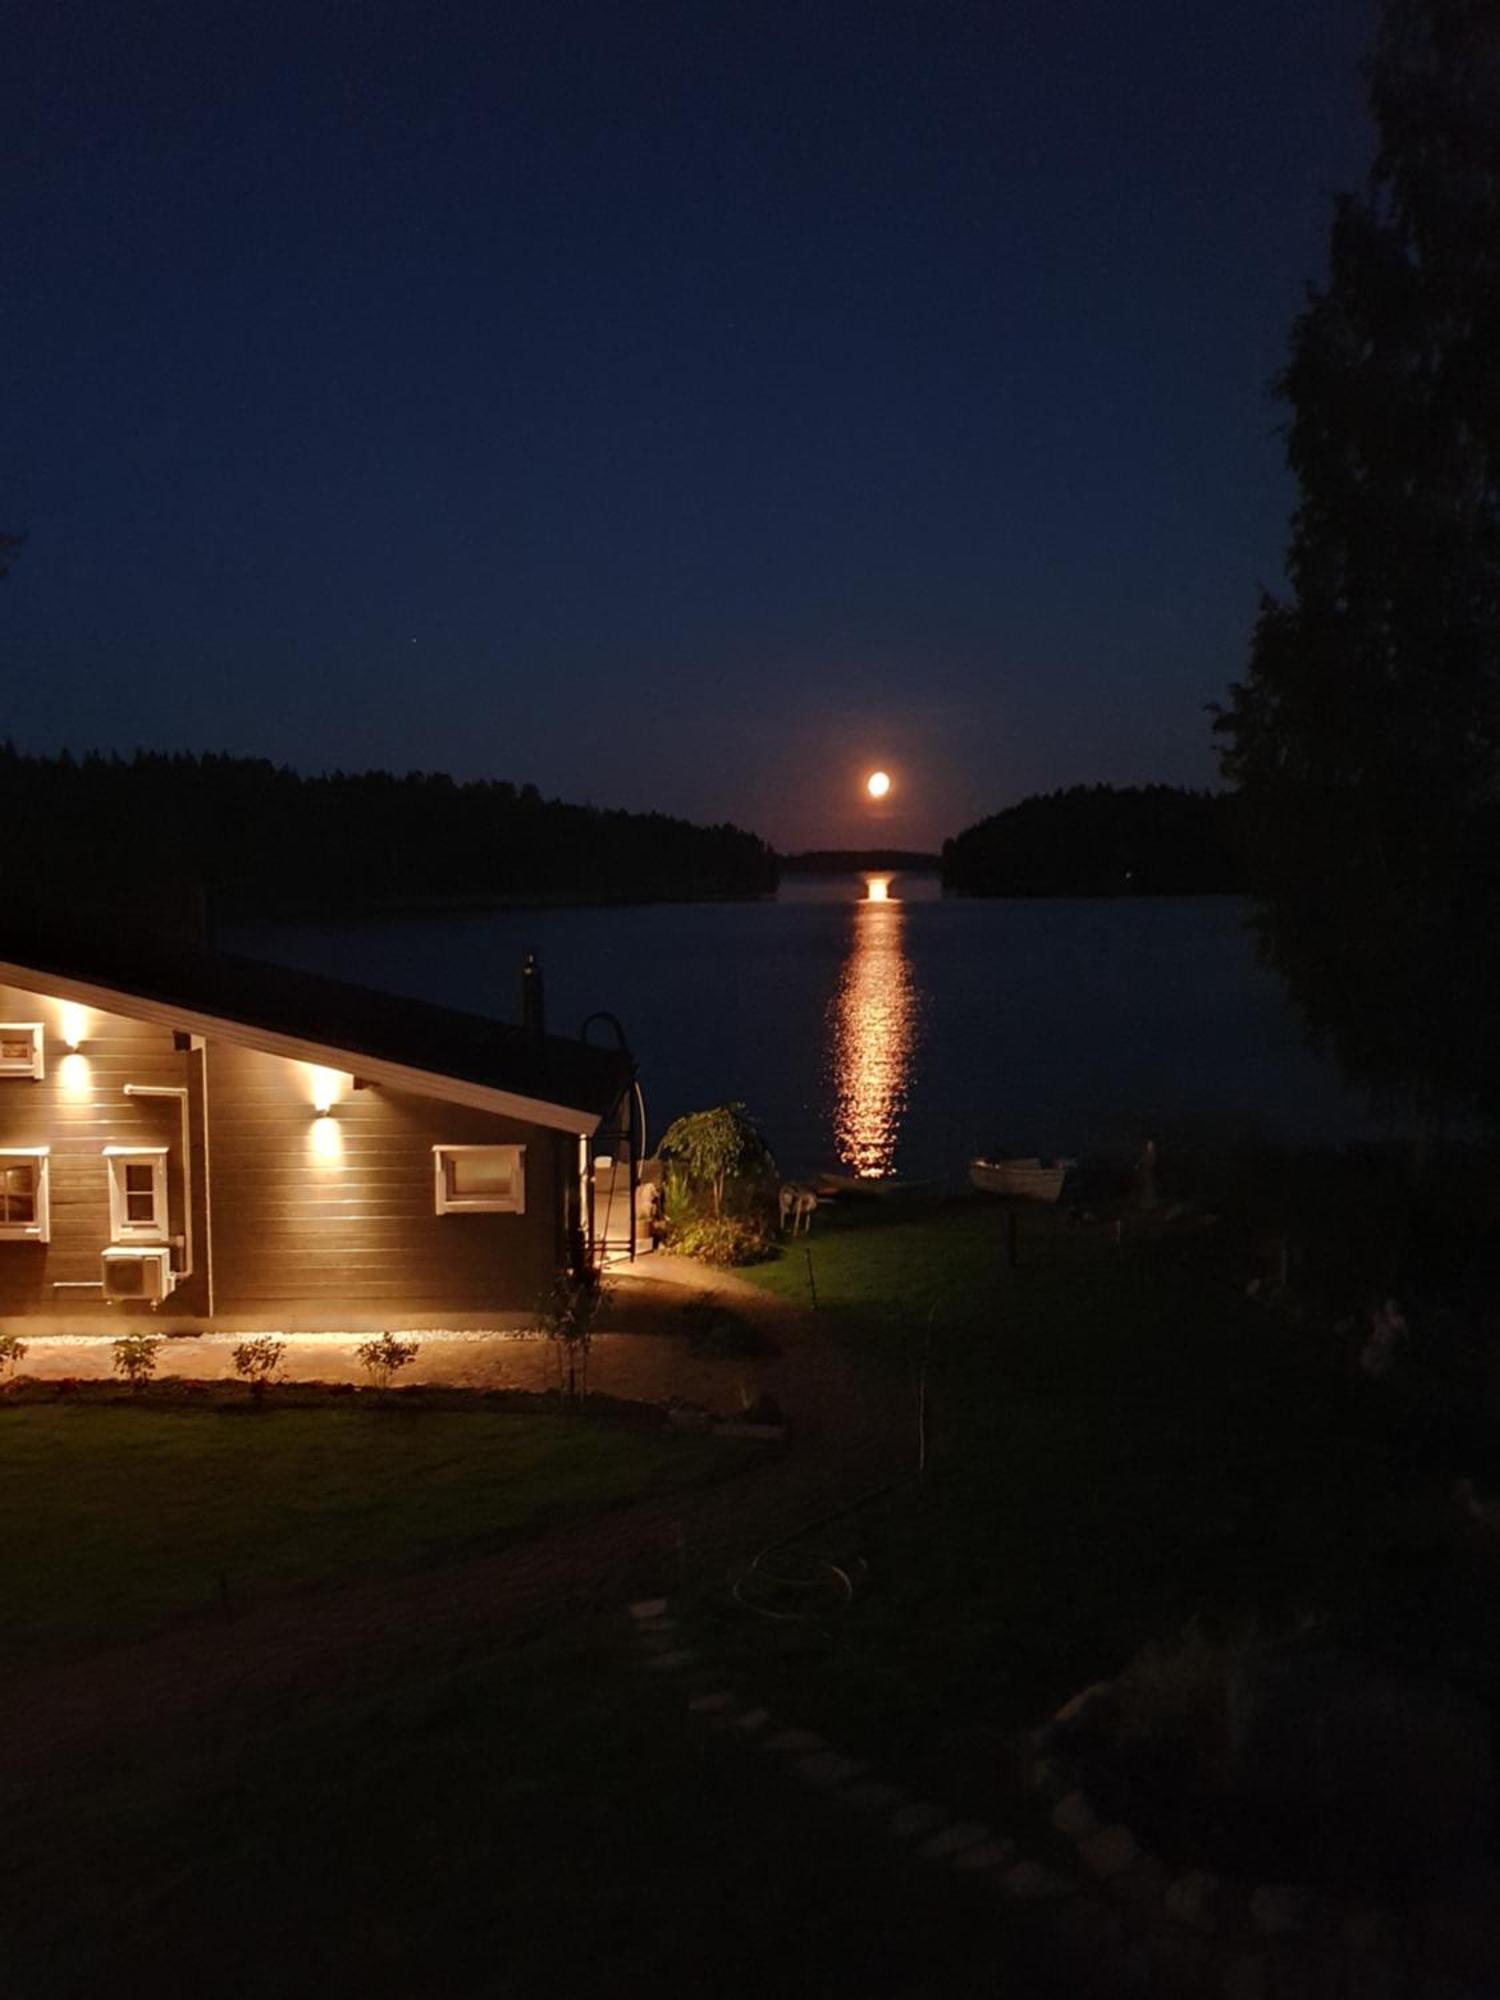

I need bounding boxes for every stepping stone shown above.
[842,1781,907,1813]
[952,1839,1017,1875]
[762,1728,827,1754]
[1078,1825,1139,1879]
[796,1751,866,1790]
[687,1691,736,1714]
[641,1648,697,1672]
[888,1801,948,1842]
[918,1821,991,1862]
[1001,1859,1074,1902]
[1051,1790,1100,1838]
[628,1598,669,1621]
[726,1707,770,1733]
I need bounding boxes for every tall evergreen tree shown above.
[1215,0,1500,1136]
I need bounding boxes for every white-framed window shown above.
[104,1147,170,1242]
[0,1148,50,1242]
[433,1143,526,1215]
[0,1024,44,1080]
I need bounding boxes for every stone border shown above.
[628,1608,1487,1998]
[1024,1678,1482,2000]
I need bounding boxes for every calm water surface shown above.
[234,876,1379,1179]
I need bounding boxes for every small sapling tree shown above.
[112,1334,162,1391]
[232,1336,286,1401]
[355,1331,420,1392]
[534,1266,612,1401]
[0,1331,28,1385]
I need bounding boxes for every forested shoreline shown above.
[2,747,778,929]
[942,784,1242,897]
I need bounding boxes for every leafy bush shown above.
[0,1331,29,1383]
[232,1336,286,1399]
[111,1334,162,1390]
[665,1214,775,1266]
[355,1332,420,1390]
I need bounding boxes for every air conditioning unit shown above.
[101,1246,176,1304]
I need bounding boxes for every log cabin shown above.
[0,916,638,1333]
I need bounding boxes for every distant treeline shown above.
[780,848,941,873]
[942,785,1243,897]
[1,747,778,925]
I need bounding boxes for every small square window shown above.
[0,1025,44,1080]
[0,1150,50,1241]
[105,1148,169,1242]
[434,1144,526,1215]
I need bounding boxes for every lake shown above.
[232,876,1380,1180]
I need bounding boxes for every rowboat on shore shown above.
[968,1156,1074,1204]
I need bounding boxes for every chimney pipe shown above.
[521,951,546,1044]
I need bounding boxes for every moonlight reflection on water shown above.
[829,875,920,1176]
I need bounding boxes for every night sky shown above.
[7,1,1372,852]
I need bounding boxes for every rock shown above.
[729,1707,769,1732]
[796,1751,866,1790]
[1250,1884,1319,1936]
[952,1838,1017,1874]
[1054,1682,1117,1730]
[841,1780,906,1812]
[888,1801,949,1841]
[641,1648,697,1671]
[917,1821,990,1861]
[1029,1755,1079,1804]
[1165,1869,1221,1934]
[627,1598,668,1620]
[1001,1859,1074,1902]
[1050,1790,1100,1838]
[762,1727,826,1754]
[1078,1825,1140,1879]
[1107,1855,1169,1915]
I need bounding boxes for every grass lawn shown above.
[0,1404,742,1666]
[708,1197,1491,1814]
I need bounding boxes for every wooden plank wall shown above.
[205,1041,565,1324]
[0,983,206,1323]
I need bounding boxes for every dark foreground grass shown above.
[5,1616,1055,2000]
[717,1199,1489,1811]
[0,1405,739,1665]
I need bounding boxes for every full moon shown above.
[866,769,891,800]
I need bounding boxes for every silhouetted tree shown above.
[1214,0,1500,1140]
[0,532,23,579]
[942,786,1241,897]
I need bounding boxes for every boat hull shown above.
[969,1158,1070,1204]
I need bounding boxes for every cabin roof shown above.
[0,914,633,1134]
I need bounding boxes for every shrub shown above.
[355,1332,420,1390]
[534,1267,612,1400]
[112,1334,163,1390]
[232,1336,286,1399]
[0,1331,28,1383]
[665,1214,775,1266]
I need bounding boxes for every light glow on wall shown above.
[60,1003,89,1050]
[58,1052,91,1101]
[309,1113,344,1161]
